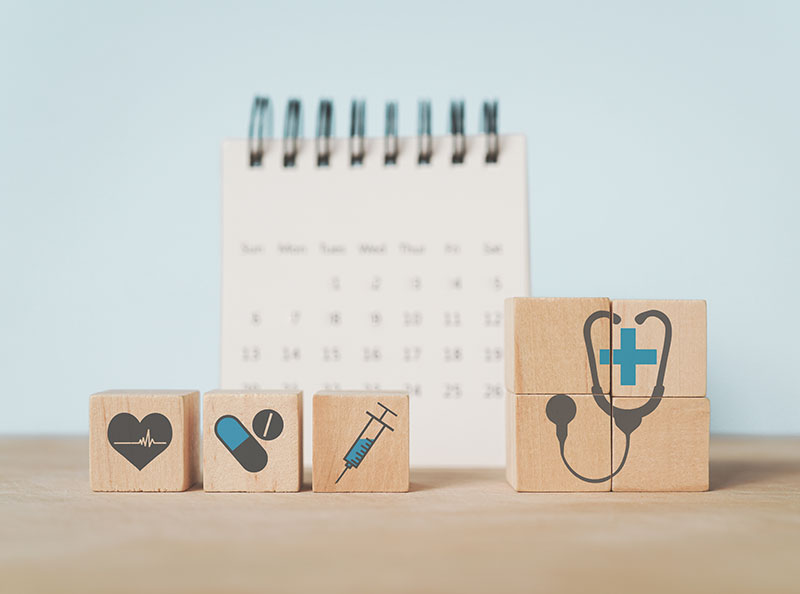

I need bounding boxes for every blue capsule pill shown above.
[215,415,268,472]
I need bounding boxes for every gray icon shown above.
[546,309,672,483]
[107,413,172,470]
[214,409,285,473]
[252,409,284,441]
[215,415,268,473]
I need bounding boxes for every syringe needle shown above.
[335,467,348,484]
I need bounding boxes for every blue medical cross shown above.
[599,328,657,386]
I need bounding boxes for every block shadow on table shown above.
[710,459,800,490]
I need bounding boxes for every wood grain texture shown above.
[611,299,707,397]
[312,390,409,492]
[506,392,610,491]
[203,390,302,492]
[612,397,710,491]
[89,390,200,492]
[505,297,611,394]
[2,437,799,594]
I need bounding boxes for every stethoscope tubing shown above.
[558,431,631,483]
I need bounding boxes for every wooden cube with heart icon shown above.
[89,390,201,492]
[203,390,303,492]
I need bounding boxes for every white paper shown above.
[221,134,529,466]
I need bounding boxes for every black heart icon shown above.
[107,413,172,470]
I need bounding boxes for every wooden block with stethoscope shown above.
[505,298,708,492]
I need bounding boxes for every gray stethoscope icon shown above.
[546,309,672,483]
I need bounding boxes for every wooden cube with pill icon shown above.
[312,390,409,493]
[89,390,201,492]
[203,389,303,492]
[609,299,707,397]
[505,297,611,395]
[611,396,710,491]
[506,392,611,492]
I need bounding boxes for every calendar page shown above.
[221,134,529,466]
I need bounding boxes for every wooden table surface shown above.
[1,436,799,594]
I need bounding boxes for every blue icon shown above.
[345,438,374,467]
[215,415,268,473]
[336,402,397,484]
[600,327,657,386]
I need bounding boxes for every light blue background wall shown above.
[1,1,798,435]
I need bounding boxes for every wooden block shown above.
[611,397,709,491]
[506,392,611,492]
[610,299,706,397]
[504,297,611,395]
[89,390,200,492]
[203,390,302,492]
[312,391,409,492]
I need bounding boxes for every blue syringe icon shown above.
[335,402,397,484]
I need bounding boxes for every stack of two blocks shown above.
[505,298,709,492]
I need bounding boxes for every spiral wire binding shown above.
[418,100,433,164]
[349,99,366,166]
[248,96,272,167]
[316,99,334,167]
[255,98,500,167]
[450,100,466,164]
[384,102,399,165]
[283,99,302,167]
[481,100,499,163]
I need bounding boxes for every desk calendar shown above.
[221,123,529,466]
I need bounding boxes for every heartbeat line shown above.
[113,429,166,448]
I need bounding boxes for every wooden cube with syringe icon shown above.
[312,391,409,492]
